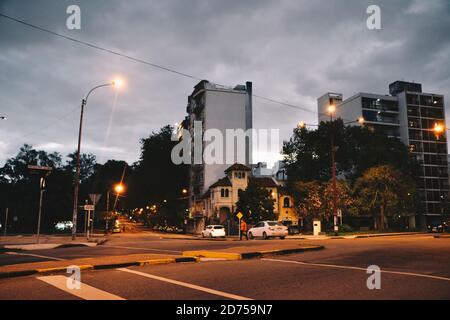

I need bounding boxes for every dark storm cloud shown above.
[0,0,449,166]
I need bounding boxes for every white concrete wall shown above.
[203,88,249,191]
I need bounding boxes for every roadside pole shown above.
[238,218,241,240]
[3,208,8,237]
[105,191,110,232]
[84,203,95,241]
[36,178,45,244]
[84,200,88,237]
[236,212,243,240]
[86,209,91,240]
[27,165,52,244]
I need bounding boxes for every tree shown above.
[0,144,62,183]
[65,152,97,183]
[290,179,356,231]
[353,165,415,230]
[291,181,323,220]
[322,180,356,219]
[235,183,275,223]
[0,144,71,232]
[128,125,189,225]
[283,119,415,184]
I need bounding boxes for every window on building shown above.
[283,197,290,208]
[234,171,246,179]
[221,188,229,198]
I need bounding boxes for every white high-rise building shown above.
[184,80,253,219]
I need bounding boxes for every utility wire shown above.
[0,12,323,117]
[0,13,201,81]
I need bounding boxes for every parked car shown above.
[202,225,226,238]
[54,221,73,231]
[248,221,288,239]
[428,221,449,233]
[288,225,300,235]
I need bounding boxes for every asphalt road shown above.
[0,234,449,300]
[0,233,301,265]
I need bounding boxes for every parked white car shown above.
[202,225,226,238]
[248,221,288,239]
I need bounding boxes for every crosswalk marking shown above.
[105,245,181,254]
[262,258,450,282]
[117,268,253,300]
[6,251,65,261]
[37,275,125,300]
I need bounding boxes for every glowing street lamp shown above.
[112,78,124,88]
[114,184,125,194]
[327,104,336,116]
[434,123,445,138]
[71,78,123,240]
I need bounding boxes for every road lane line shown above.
[117,268,253,300]
[262,258,450,282]
[5,251,65,261]
[37,275,125,300]
[105,245,181,254]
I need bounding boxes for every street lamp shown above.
[327,105,339,235]
[432,122,446,218]
[71,79,122,240]
[114,183,125,194]
[433,122,445,138]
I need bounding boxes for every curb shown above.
[353,232,426,239]
[183,245,324,260]
[0,257,198,280]
[2,242,99,251]
[433,234,450,238]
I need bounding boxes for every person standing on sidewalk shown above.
[240,219,248,240]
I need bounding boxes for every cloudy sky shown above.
[1,0,449,167]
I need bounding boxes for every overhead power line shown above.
[0,13,200,81]
[0,12,323,117]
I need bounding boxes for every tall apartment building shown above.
[184,80,253,218]
[318,81,448,227]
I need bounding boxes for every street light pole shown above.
[3,208,8,237]
[298,115,364,236]
[105,190,110,232]
[71,82,117,240]
[36,178,46,243]
[328,107,339,236]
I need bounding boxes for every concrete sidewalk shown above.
[183,243,324,260]
[0,234,107,251]
[286,231,428,240]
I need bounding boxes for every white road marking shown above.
[105,245,181,254]
[262,258,450,282]
[37,275,125,300]
[5,251,65,261]
[117,268,253,300]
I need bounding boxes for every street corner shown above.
[3,241,101,251]
[182,244,325,261]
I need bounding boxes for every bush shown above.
[339,224,354,233]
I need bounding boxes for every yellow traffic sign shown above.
[236,212,243,220]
